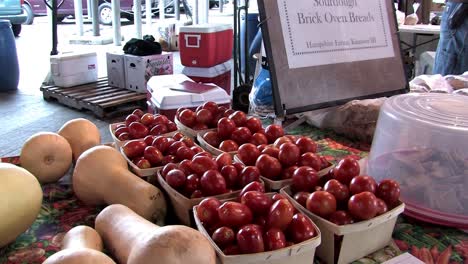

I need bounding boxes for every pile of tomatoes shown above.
[160,152,265,199]
[114,109,178,141]
[292,157,401,225]
[196,184,318,255]
[176,101,232,130]
[122,132,202,169]
[237,135,330,181]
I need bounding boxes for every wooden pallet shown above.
[40,77,147,118]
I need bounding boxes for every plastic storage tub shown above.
[182,61,232,95]
[367,93,468,229]
[179,24,233,67]
[50,51,98,88]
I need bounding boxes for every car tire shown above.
[22,4,34,25]
[98,2,113,25]
[12,24,21,37]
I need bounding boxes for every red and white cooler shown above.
[182,61,232,95]
[179,24,233,67]
[147,74,231,121]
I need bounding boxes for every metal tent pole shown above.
[146,0,152,32]
[175,0,180,20]
[73,0,84,36]
[220,0,224,13]
[51,0,58,55]
[112,0,122,45]
[159,0,165,21]
[91,0,99,36]
[134,0,143,38]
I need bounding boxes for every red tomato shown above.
[161,155,177,165]
[376,198,388,215]
[166,121,178,132]
[285,135,298,142]
[178,160,193,176]
[278,142,301,167]
[175,107,187,120]
[193,152,213,159]
[273,136,292,149]
[190,146,204,154]
[114,127,129,138]
[132,109,144,117]
[125,114,140,126]
[161,163,178,179]
[175,146,195,161]
[328,210,354,225]
[231,127,253,145]
[292,166,319,192]
[179,109,197,127]
[217,117,236,139]
[241,191,273,216]
[140,113,156,127]
[323,179,350,202]
[223,245,240,255]
[122,140,147,159]
[191,156,218,175]
[191,190,203,199]
[172,132,185,141]
[223,109,235,117]
[293,192,310,207]
[272,193,287,201]
[348,192,379,220]
[184,174,200,196]
[220,165,239,189]
[264,228,287,251]
[349,175,377,195]
[167,141,186,156]
[306,191,337,218]
[210,113,224,129]
[152,136,169,152]
[376,179,401,207]
[250,133,269,146]
[229,111,247,127]
[237,225,264,254]
[179,136,195,147]
[281,165,298,180]
[202,131,220,148]
[232,162,246,174]
[218,202,253,228]
[255,154,282,180]
[153,114,169,125]
[245,116,263,133]
[295,137,317,154]
[144,146,163,166]
[254,215,267,227]
[287,213,316,243]
[212,226,235,249]
[216,152,233,168]
[333,157,360,185]
[299,152,322,171]
[261,146,279,159]
[200,170,227,196]
[264,124,285,143]
[166,169,186,189]
[128,122,149,139]
[239,166,261,187]
[219,140,239,152]
[197,197,221,226]
[239,181,265,198]
[117,132,130,141]
[202,101,219,115]
[237,143,261,166]
[193,122,209,130]
[267,199,295,230]
[196,109,213,125]
[143,135,155,146]
[135,158,151,169]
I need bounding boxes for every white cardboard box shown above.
[50,51,98,88]
[124,52,173,93]
[106,51,126,88]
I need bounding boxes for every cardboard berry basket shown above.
[233,154,334,192]
[192,194,322,264]
[174,116,216,139]
[280,185,405,264]
[119,131,201,178]
[196,131,238,157]
[109,122,179,149]
[156,171,255,226]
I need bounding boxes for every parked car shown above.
[0,0,27,36]
[24,0,173,25]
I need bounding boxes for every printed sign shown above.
[278,0,395,68]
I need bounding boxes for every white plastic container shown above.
[367,93,468,229]
[106,50,126,88]
[50,51,98,87]
[124,52,173,93]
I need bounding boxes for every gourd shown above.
[95,204,216,264]
[43,225,116,264]
[20,132,72,183]
[0,163,42,248]
[73,146,166,224]
[58,118,101,161]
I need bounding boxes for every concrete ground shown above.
[0,8,234,157]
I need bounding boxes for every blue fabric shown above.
[433,2,468,75]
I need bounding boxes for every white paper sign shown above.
[277,0,395,68]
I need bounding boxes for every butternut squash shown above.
[95,204,216,264]
[20,132,72,183]
[0,163,42,248]
[73,146,166,224]
[43,225,116,264]
[58,118,101,161]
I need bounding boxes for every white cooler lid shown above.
[150,83,231,110]
[50,51,97,61]
[182,61,232,78]
[179,23,232,33]
[147,74,194,95]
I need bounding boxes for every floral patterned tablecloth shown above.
[1,123,467,264]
